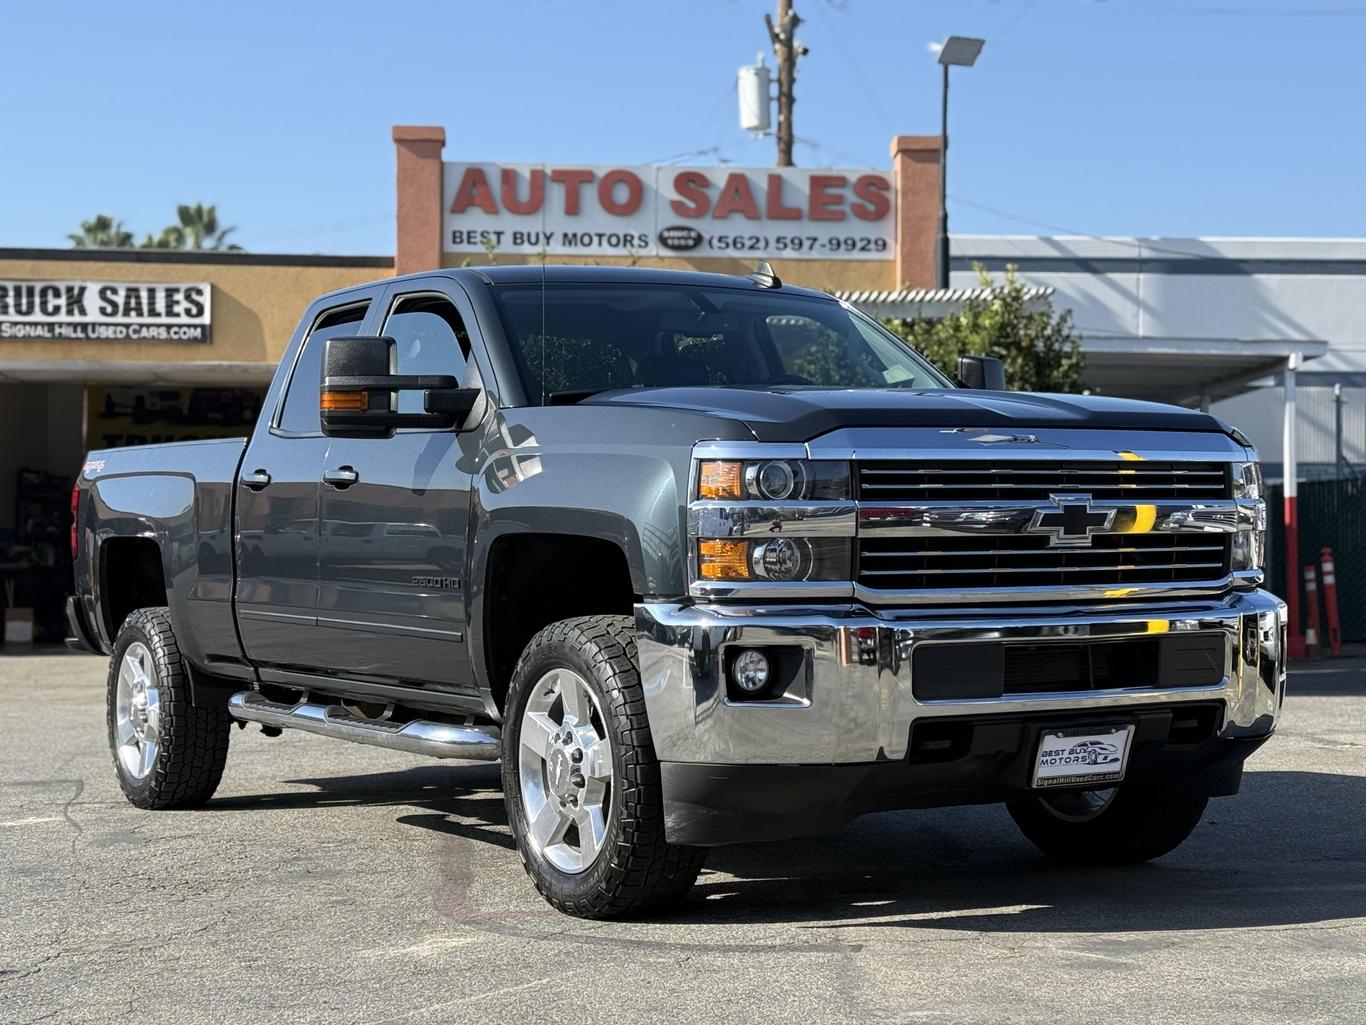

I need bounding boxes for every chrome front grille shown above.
[853,458,1241,603]
[858,460,1230,503]
[858,534,1232,592]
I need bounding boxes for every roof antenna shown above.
[746,261,782,289]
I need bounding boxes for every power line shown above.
[811,0,897,134]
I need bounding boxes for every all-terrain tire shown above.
[502,615,707,918]
[107,607,232,809]
[1007,785,1209,866]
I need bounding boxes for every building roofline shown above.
[0,247,394,269]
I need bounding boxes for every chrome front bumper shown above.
[636,589,1287,765]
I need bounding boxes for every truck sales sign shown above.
[443,163,894,261]
[0,280,212,343]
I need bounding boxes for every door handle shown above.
[240,469,271,490]
[323,466,359,488]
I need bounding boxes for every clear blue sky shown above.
[3,0,1364,254]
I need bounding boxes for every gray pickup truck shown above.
[70,265,1286,918]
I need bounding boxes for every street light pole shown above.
[934,36,984,291]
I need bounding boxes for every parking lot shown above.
[3,651,1363,1025]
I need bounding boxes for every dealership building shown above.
[1,124,1360,640]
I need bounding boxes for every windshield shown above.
[490,282,953,404]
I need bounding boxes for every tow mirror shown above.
[320,336,481,438]
[957,354,1007,391]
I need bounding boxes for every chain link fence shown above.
[1268,477,1366,642]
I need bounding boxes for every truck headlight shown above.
[1231,461,1266,573]
[1231,527,1267,573]
[698,460,849,501]
[1234,461,1263,500]
[698,537,851,582]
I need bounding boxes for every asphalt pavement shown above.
[3,649,1364,1025]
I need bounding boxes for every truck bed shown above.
[74,437,249,672]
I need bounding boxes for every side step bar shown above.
[228,691,501,761]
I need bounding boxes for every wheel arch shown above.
[471,523,641,719]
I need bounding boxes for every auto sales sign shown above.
[443,163,894,260]
[0,280,212,343]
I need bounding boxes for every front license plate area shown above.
[1032,725,1135,790]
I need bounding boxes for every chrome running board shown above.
[227,691,501,761]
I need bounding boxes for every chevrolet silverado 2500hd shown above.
[69,265,1285,918]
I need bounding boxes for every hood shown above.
[585,387,1228,443]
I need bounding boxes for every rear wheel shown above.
[107,607,232,809]
[502,615,706,918]
[1007,785,1208,866]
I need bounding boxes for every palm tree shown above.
[68,215,134,248]
[174,203,242,250]
[140,226,185,249]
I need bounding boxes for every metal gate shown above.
[1269,477,1366,643]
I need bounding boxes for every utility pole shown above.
[765,0,803,166]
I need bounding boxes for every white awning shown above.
[835,285,1055,319]
[1079,337,1328,405]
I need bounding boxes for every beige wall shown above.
[440,251,894,293]
[0,256,391,367]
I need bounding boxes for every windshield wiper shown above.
[547,387,609,406]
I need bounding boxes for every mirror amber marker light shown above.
[321,390,368,411]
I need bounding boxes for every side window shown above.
[381,293,471,414]
[278,302,369,434]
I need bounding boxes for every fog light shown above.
[731,649,771,693]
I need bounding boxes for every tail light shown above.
[70,484,80,559]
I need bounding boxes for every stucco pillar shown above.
[889,135,942,290]
[393,125,446,275]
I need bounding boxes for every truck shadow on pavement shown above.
[215,765,1364,934]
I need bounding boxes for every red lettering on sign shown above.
[450,168,498,215]
[713,173,760,220]
[550,169,595,216]
[808,175,847,221]
[765,174,801,220]
[670,171,711,218]
[851,175,890,222]
[598,169,643,216]
[501,168,545,215]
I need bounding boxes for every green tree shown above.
[169,203,241,250]
[68,215,134,248]
[70,205,245,251]
[140,226,185,249]
[885,263,1085,393]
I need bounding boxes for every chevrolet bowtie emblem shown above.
[1028,494,1115,547]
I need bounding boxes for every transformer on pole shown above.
[738,54,772,135]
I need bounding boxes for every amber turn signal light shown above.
[699,461,743,499]
[698,539,751,580]
[321,390,368,411]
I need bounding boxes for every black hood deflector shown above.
[586,387,1227,443]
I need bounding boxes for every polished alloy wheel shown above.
[517,667,614,874]
[1040,787,1117,822]
[114,641,161,780]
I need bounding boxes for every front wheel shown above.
[1007,785,1208,866]
[107,607,232,809]
[502,615,706,918]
